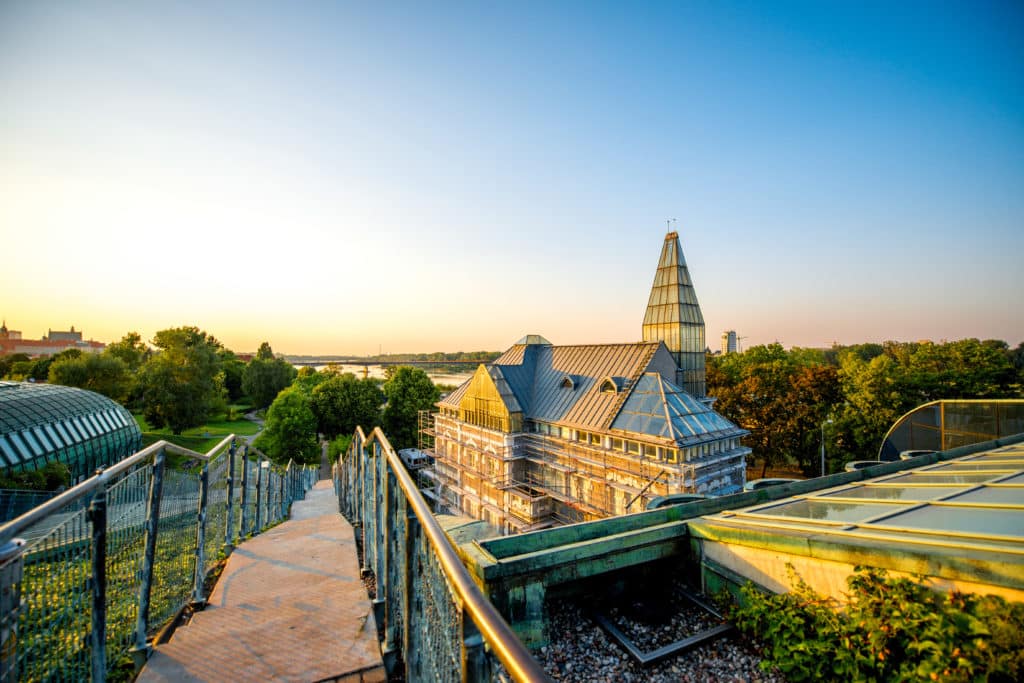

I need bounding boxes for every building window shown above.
[599,378,617,393]
[627,441,640,455]
[611,438,624,451]
[560,376,574,389]
[643,444,657,458]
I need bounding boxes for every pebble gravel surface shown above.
[535,589,785,683]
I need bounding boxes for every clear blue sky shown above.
[2,1,1022,354]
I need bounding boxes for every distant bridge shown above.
[290,358,487,368]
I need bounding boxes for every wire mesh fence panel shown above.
[417,536,462,681]
[148,467,200,629]
[205,453,230,574]
[104,465,152,669]
[17,504,94,681]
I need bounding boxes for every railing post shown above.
[255,459,265,533]
[359,438,370,575]
[402,500,422,681]
[192,463,210,607]
[132,447,167,667]
[0,539,26,682]
[381,467,400,670]
[462,609,491,681]
[285,461,293,508]
[240,447,250,537]
[224,440,237,553]
[278,466,286,520]
[87,476,108,683]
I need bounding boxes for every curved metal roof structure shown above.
[878,399,1024,461]
[0,381,142,481]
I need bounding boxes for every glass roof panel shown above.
[927,462,1021,471]
[943,487,1024,506]
[745,499,908,524]
[999,473,1024,485]
[874,506,1024,538]
[882,473,999,485]
[821,486,967,502]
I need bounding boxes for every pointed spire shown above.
[642,230,706,397]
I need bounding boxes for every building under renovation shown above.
[426,231,750,533]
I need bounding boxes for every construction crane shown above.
[737,336,749,353]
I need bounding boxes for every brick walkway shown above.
[138,480,384,682]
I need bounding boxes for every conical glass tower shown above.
[641,231,706,397]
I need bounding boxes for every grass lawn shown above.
[135,411,261,454]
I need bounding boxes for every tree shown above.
[137,326,226,434]
[381,366,439,449]
[243,342,297,408]
[48,353,131,403]
[105,332,149,371]
[253,386,319,465]
[256,341,275,360]
[311,374,383,438]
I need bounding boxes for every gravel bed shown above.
[605,583,721,650]
[536,597,784,682]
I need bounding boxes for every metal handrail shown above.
[355,426,551,682]
[0,434,235,545]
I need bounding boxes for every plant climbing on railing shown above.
[728,566,1024,682]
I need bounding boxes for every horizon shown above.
[3,2,1022,354]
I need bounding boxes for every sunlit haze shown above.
[2,2,1022,354]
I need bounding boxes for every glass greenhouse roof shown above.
[0,381,140,472]
[610,373,746,445]
[705,441,1024,553]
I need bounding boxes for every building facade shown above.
[426,231,750,533]
[0,322,105,357]
[721,330,737,355]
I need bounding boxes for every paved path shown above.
[138,480,384,682]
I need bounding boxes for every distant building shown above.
[721,330,737,355]
[426,231,750,533]
[0,322,105,357]
[44,326,83,343]
[0,321,22,341]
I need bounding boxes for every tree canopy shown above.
[382,366,439,449]
[254,386,319,465]
[310,373,383,438]
[48,352,132,403]
[243,342,297,408]
[137,326,226,434]
[708,338,1022,476]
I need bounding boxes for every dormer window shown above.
[560,376,575,390]
[599,377,617,393]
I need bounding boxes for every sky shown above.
[1,1,1022,355]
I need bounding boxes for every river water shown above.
[296,363,473,388]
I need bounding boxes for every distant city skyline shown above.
[2,2,1022,355]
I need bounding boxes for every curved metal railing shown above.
[0,436,319,682]
[334,427,551,682]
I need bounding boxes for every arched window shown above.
[599,377,617,393]
[560,376,575,389]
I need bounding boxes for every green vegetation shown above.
[382,366,440,449]
[0,461,71,491]
[311,373,384,438]
[253,386,319,465]
[327,434,352,461]
[135,411,259,453]
[729,567,1024,682]
[137,327,227,434]
[708,339,1023,475]
[243,342,298,409]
